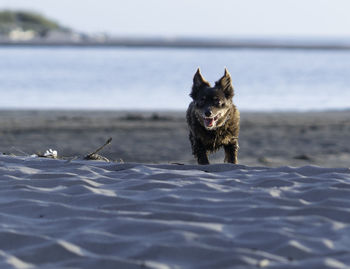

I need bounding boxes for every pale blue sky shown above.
[1,0,350,38]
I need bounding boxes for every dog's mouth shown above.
[204,114,221,128]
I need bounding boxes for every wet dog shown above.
[186,68,240,164]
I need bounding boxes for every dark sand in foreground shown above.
[0,110,349,167]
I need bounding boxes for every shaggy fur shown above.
[186,68,240,164]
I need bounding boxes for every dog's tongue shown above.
[204,118,214,127]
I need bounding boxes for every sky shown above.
[1,0,350,38]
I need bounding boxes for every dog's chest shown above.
[200,127,234,150]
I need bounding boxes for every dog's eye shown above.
[196,98,205,107]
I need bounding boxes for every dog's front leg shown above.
[197,151,209,165]
[224,141,239,164]
[193,140,209,165]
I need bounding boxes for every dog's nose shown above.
[204,110,212,117]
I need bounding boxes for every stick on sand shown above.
[84,137,112,161]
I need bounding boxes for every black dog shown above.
[186,68,240,164]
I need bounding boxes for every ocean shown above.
[1,46,349,111]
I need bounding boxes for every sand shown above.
[0,155,350,268]
[0,110,349,167]
[1,110,350,268]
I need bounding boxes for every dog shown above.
[186,68,240,165]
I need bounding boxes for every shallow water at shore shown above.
[1,47,350,111]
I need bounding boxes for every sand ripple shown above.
[0,156,350,268]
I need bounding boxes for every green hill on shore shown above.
[0,10,69,37]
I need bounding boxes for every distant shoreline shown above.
[1,38,350,50]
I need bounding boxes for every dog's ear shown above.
[216,68,234,99]
[190,68,210,99]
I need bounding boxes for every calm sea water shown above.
[0,47,349,111]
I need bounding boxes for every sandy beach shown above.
[1,110,350,268]
[0,156,350,268]
[0,110,349,167]
[2,2,350,268]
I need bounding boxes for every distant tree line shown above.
[0,10,69,37]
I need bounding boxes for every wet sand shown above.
[0,110,349,167]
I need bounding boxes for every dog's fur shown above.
[186,68,240,165]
